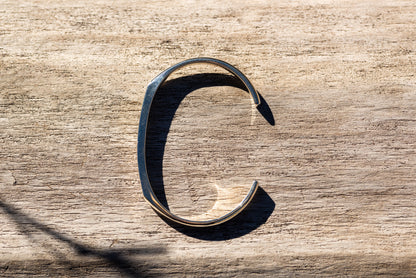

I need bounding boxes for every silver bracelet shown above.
[137,57,261,227]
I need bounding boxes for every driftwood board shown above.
[1,0,415,276]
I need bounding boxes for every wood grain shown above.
[1,0,415,276]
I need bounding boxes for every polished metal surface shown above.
[137,57,261,227]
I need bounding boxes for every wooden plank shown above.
[1,0,415,276]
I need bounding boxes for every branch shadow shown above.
[145,73,275,240]
[0,199,164,277]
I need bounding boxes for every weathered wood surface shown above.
[1,0,416,276]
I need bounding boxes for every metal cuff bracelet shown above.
[137,57,260,227]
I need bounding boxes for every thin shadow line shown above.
[144,73,275,240]
[0,198,164,277]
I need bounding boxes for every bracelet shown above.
[137,57,260,227]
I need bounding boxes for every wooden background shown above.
[1,0,415,276]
